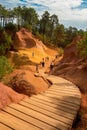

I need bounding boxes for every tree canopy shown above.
[0,4,86,52]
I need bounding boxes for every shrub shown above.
[58,47,64,56]
[4,22,18,32]
[0,31,12,55]
[0,56,13,80]
[78,37,87,58]
[23,24,32,32]
[12,53,34,68]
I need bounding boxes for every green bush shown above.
[5,22,18,32]
[0,31,12,55]
[78,37,87,58]
[23,24,32,32]
[12,53,34,68]
[0,56,13,80]
[58,47,64,56]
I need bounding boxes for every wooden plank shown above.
[0,110,41,130]
[0,71,81,130]
[0,123,13,130]
[46,76,73,84]
[50,84,79,90]
[46,76,80,90]
[45,90,81,99]
[9,103,70,130]
[46,76,74,85]
[20,100,72,125]
[41,92,80,105]
[31,96,78,112]
[32,94,80,108]
[24,97,75,119]
[48,87,81,96]
[51,82,79,89]
[4,106,58,130]
[50,83,80,89]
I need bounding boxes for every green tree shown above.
[0,56,13,80]
[53,24,66,47]
[50,14,58,41]
[40,11,50,42]
[78,34,87,58]
[65,26,78,44]
[13,6,22,28]
[17,6,38,32]
[0,5,15,26]
[78,29,84,36]
[0,30,12,55]
[0,4,7,27]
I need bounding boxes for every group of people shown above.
[35,57,54,74]
[35,58,45,73]
[32,50,55,74]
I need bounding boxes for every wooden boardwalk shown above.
[0,74,81,130]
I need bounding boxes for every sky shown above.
[0,0,87,30]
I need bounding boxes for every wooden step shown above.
[0,123,13,130]
[9,103,69,130]
[0,74,81,130]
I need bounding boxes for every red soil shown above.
[0,82,25,109]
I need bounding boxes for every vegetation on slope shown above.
[0,56,13,80]
[78,33,87,58]
[0,4,86,50]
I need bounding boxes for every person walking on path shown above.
[32,52,34,57]
[36,64,39,73]
[49,61,54,75]
[41,58,45,68]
